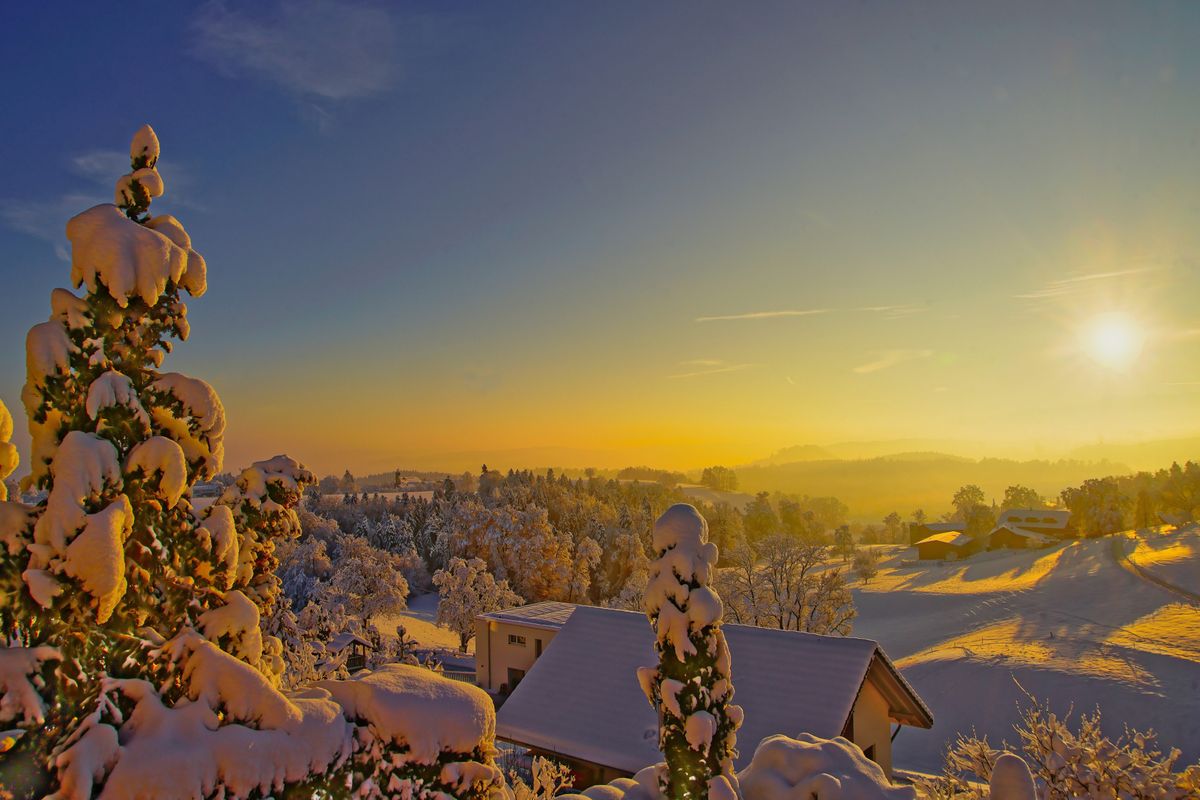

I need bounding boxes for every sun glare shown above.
[1081,312,1144,370]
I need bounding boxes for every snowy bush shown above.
[918,689,1200,799]
[0,127,507,800]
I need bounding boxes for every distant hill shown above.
[747,444,837,466]
[735,455,1131,522]
[678,484,757,512]
[1067,436,1200,473]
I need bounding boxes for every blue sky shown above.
[2,2,1199,476]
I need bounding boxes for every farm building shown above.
[994,508,1073,538]
[914,529,982,560]
[487,604,932,786]
[908,520,966,546]
[987,524,1055,550]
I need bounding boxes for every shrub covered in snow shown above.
[918,689,1200,799]
[0,127,506,799]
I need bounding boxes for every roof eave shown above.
[867,650,934,729]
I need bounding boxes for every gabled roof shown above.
[995,508,1070,529]
[915,530,976,548]
[479,601,577,630]
[919,521,967,533]
[327,632,373,652]
[988,524,1054,545]
[495,605,931,774]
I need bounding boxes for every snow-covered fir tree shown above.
[0,127,506,799]
[638,504,743,800]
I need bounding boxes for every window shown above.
[508,634,526,646]
[864,744,876,763]
[535,638,543,658]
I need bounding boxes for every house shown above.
[986,524,1054,550]
[914,530,981,560]
[475,601,576,692]
[993,508,1073,538]
[908,520,965,546]
[488,604,932,785]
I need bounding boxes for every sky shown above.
[2,2,1199,477]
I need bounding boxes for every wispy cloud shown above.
[852,349,933,374]
[666,360,754,379]
[0,193,104,261]
[192,0,398,104]
[858,304,927,319]
[1156,327,1200,344]
[695,309,829,323]
[68,150,203,211]
[70,150,129,182]
[1014,266,1167,300]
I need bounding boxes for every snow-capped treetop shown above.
[66,204,205,308]
[130,124,160,167]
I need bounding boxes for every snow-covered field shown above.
[376,591,471,655]
[852,533,1200,774]
[1127,523,1200,597]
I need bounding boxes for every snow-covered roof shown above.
[988,525,1054,545]
[995,508,1070,529]
[328,632,373,652]
[914,530,976,548]
[919,522,967,533]
[478,601,577,630]
[495,605,932,774]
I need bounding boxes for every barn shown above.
[908,520,966,546]
[987,524,1054,550]
[914,530,981,560]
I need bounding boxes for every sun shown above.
[1081,312,1144,370]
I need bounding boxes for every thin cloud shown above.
[852,349,933,374]
[68,150,204,212]
[192,0,398,102]
[858,304,927,319]
[695,309,829,323]
[1014,266,1166,300]
[70,150,128,182]
[666,360,754,379]
[1156,327,1200,344]
[0,193,104,262]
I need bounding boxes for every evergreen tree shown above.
[638,504,743,800]
[0,127,505,799]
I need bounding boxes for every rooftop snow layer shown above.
[479,601,577,629]
[495,604,930,774]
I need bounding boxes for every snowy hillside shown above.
[852,533,1200,773]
